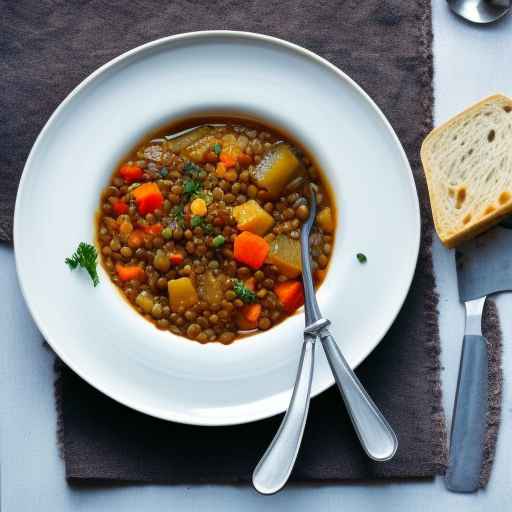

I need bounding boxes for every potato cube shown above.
[317,207,334,233]
[266,234,302,278]
[232,200,274,236]
[253,143,301,198]
[168,277,198,313]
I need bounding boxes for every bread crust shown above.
[420,93,512,248]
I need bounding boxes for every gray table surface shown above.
[2,3,512,510]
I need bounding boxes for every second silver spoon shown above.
[252,185,398,495]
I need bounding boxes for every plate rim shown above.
[13,30,421,426]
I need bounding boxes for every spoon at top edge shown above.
[447,0,511,24]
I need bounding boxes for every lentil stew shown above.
[97,118,335,344]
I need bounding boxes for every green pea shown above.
[162,227,173,239]
[212,235,225,248]
[191,216,204,228]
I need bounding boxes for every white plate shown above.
[14,31,420,426]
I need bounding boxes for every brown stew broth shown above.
[96,116,335,344]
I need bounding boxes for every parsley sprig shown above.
[171,204,185,227]
[233,279,257,304]
[183,178,202,201]
[65,242,99,287]
[183,162,203,176]
[356,253,367,264]
[172,162,210,229]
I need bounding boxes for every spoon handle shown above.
[252,337,315,495]
[320,331,398,461]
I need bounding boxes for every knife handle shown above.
[320,332,398,461]
[252,337,315,495]
[445,334,489,493]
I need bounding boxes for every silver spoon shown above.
[447,0,511,24]
[252,185,397,495]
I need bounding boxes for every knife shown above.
[446,225,512,492]
[252,185,397,495]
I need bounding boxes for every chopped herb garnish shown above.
[183,162,207,182]
[213,143,222,157]
[190,216,213,233]
[65,242,99,287]
[190,215,204,228]
[184,162,203,176]
[183,179,202,201]
[195,190,212,205]
[233,279,257,303]
[212,234,225,248]
[356,253,367,264]
[171,204,185,227]
[160,167,169,177]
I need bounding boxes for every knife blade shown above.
[446,225,512,492]
[456,226,512,301]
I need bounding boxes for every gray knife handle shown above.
[252,337,315,495]
[445,334,488,493]
[320,332,398,461]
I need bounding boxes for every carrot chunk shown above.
[274,280,304,313]
[127,230,144,249]
[220,152,237,168]
[233,231,270,269]
[169,252,184,265]
[237,313,258,331]
[112,199,129,216]
[115,264,145,282]
[132,183,163,215]
[119,165,143,183]
[143,223,163,235]
[242,303,262,323]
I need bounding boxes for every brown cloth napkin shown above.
[2,0,502,485]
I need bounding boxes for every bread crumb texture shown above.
[421,94,512,247]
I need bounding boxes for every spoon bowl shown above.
[447,0,511,24]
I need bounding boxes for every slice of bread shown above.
[421,94,512,248]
